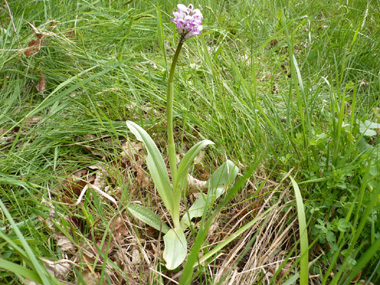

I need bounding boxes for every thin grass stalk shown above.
[156,4,167,68]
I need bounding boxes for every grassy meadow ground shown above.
[1,0,380,284]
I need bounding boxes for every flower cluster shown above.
[171,4,203,39]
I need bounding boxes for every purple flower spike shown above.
[171,4,203,39]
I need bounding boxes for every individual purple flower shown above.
[171,4,203,39]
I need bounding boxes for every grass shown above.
[1,0,380,283]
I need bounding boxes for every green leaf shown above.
[360,128,377,137]
[181,160,239,228]
[0,258,42,283]
[163,227,187,270]
[126,121,173,216]
[337,219,350,232]
[126,204,170,234]
[282,272,300,285]
[176,140,214,189]
[359,120,380,137]
[362,120,380,129]
[181,193,208,229]
[289,176,309,285]
[204,160,239,199]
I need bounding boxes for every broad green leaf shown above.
[359,127,377,137]
[176,140,214,190]
[181,160,239,228]
[359,120,380,137]
[362,120,380,129]
[127,204,170,234]
[126,121,173,216]
[181,193,208,228]
[163,227,187,270]
[0,258,42,283]
[204,160,239,199]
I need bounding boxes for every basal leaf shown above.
[176,140,214,190]
[205,160,239,199]
[163,227,187,270]
[181,193,207,228]
[181,160,239,229]
[127,204,170,234]
[126,121,173,216]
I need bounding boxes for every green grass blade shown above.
[0,258,43,283]
[331,171,380,284]
[2,65,118,139]
[156,3,167,67]
[282,272,300,285]
[0,230,29,261]
[0,199,55,284]
[289,176,309,285]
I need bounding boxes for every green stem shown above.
[167,36,185,228]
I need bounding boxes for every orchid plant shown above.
[126,4,239,270]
